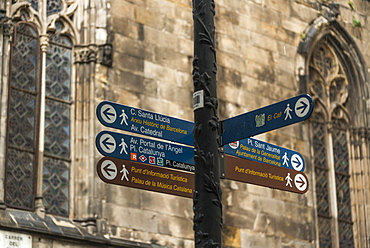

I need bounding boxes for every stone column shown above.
[35,35,50,219]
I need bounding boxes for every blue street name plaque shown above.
[221,94,314,145]
[224,137,305,172]
[96,130,195,172]
[96,101,194,146]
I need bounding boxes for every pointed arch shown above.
[3,0,77,217]
[296,11,370,248]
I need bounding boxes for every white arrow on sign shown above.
[100,104,117,124]
[294,173,307,192]
[291,154,304,171]
[99,133,116,153]
[101,159,117,180]
[294,97,310,118]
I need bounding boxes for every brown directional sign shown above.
[97,157,194,198]
[225,155,309,194]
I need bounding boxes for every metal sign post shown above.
[193,0,222,247]
[192,0,222,247]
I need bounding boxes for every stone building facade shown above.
[0,0,369,247]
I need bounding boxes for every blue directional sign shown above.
[224,137,305,172]
[221,94,313,145]
[96,101,194,146]
[96,130,195,172]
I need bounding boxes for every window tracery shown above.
[4,0,76,217]
[309,40,354,247]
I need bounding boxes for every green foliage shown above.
[352,17,362,28]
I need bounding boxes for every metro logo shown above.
[139,155,147,162]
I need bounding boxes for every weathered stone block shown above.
[223,225,241,248]
[116,53,144,72]
[106,185,141,208]
[135,6,165,29]
[141,191,192,217]
[112,18,144,41]
[241,230,280,248]
[110,0,135,20]
[157,214,193,239]
[103,203,159,233]
[223,211,256,230]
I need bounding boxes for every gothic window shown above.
[5,23,39,210]
[43,32,72,216]
[47,0,63,16]
[309,40,354,247]
[4,5,73,216]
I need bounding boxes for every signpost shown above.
[96,101,194,146]
[93,0,315,245]
[96,130,195,172]
[96,157,194,198]
[225,155,309,194]
[221,94,314,145]
[224,137,305,172]
[95,94,313,247]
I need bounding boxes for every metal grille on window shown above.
[312,118,332,248]
[309,40,354,247]
[5,23,39,210]
[43,32,72,216]
[333,128,354,247]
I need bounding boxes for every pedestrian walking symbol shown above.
[120,164,129,181]
[119,109,128,125]
[285,173,293,187]
[282,152,289,166]
[284,104,293,120]
[119,138,128,154]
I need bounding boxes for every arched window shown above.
[43,31,72,216]
[5,23,39,210]
[4,0,74,217]
[309,40,354,247]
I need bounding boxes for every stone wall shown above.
[93,0,370,247]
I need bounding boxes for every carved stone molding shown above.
[0,11,14,39]
[74,43,113,66]
[350,127,370,146]
[74,45,98,64]
[97,44,113,67]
